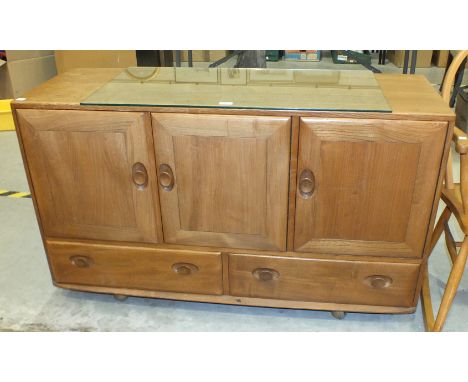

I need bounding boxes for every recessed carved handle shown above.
[252,268,280,281]
[69,255,93,268]
[364,275,393,289]
[298,169,315,199]
[172,262,198,275]
[132,162,148,190]
[159,164,174,191]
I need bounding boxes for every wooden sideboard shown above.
[12,68,454,317]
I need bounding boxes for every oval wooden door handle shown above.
[132,162,148,190]
[252,268,280,281]
[298,169,315,199]
[172,262,198,275]
[159,164,175,191]
[69,255,93,268]
[364,275,393,289]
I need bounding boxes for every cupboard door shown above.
[152,113,291,251]
[294,118,447,257]
[17,110,163,243]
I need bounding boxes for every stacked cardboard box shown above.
[177,50,231,63]
[433,50,450,68]
[207,50,230,62]
[432,50,467,69]
[387,50,433,68]
[55,50,137,74]
[0,51,57,99]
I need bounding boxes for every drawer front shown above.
[229,254,420,307]
[47,241,223,295]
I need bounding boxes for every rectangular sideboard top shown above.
[13,67,454,119]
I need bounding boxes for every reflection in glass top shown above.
[81,67,391,112]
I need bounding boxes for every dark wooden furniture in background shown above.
[12,68,454,321]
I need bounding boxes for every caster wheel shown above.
[113,294,128,301]
[331,311,347,320]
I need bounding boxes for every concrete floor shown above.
[1,55,468,331]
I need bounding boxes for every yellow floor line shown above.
[8,192,31,198]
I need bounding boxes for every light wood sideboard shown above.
[12,68,455,317]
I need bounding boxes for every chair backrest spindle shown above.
[441,51,468,189]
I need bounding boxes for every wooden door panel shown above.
[152,113,291,250]
[175,135,267,235]
[17,110,163,243]
[294,118,447,257]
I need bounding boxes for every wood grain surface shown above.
[228,253,419,307]
[294,117,447,258]
[17,109,163,243]
[12,69,454,121]
[152,113,291,250]
[55,281,417,314]
[47,240,223,295]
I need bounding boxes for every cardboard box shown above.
[178,50,209,62]
[387,50,433,68]
[6,50,55,61]
[208,50,230,62]
[0,51,57,99]
[55,50,137,73]
[432,50,467,69]
[433,50,450,68]
[177,50,230,63]
[285,50,321,61]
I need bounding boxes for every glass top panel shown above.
[81,67,391,112]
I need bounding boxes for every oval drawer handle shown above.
[365,275,393,289]
[69,255,93,268]
[298,169,315,199]
[132,162,148,190]
[172,262,198,275]
[159,164,175,191]
[252,268,280,282]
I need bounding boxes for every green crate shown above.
[331,50,371,65]
[265,50,280,62]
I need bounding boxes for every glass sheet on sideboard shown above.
[81,67,391,112]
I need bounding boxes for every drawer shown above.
[47,241,223,295]
[229,254,420,307]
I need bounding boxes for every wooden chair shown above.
[421,50,468,332]
[440,50,467,107]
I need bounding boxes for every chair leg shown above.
[432,235,468,332]
[429,207,452,254]
[421,263,435,331]
[421,207,451,331]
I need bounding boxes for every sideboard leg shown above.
[113,294,129,301]
[331,311,347,320]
